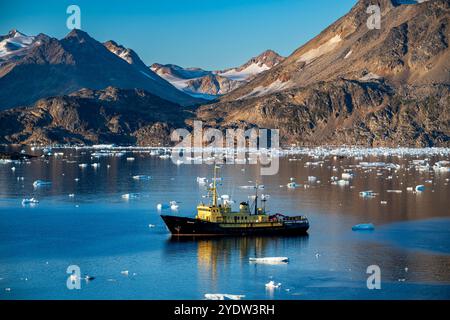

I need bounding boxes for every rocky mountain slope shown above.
[151,50,284,99]
[197,0,450,147]
[0,0,447,147]
[0,29,201,110]
[0,87,192,146]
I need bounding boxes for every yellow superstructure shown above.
[195,166,279,226]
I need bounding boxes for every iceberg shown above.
[32,180,52,188]
[132,175,151,180]
[341,172,354,180]
[415,185,425,192]
[359,190,376,198]
[170,201,179,210]
[265,281,282,289]
[352,223,375,231]
[204,294,245,300]
[196,177,207,184]
[22,198,39,205]
[249,257,289,264]
[308,176,317,183]
[121,193,139,200]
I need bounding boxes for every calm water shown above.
[0,147,449,300]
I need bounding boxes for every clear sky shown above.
[0,0,357,70]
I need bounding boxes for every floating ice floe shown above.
[249,257,289,264]
[352,223,375,231]
[22,198,39,205]
[157,203,170,210]
[433,161,450,173]
[122,193,139,200]
[287,182,300,188]
[415,185,425,192]
[335,179,350,187]
[308,176,317,183]
[120,270,129,276]
[359,190,377,198]
[78,163,87,168]
[387,190,402,193]
[170,201,179,210]
[126,157,135,161]
[148,224,156,228]
[133,175,151,180]
[196,177,207,184]
[204,293,245,300]
[33,180,52,188]
[91,163,100,168]
[265,281,282,289]
[68,194,75,197]
[341,172,354,180]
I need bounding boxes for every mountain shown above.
[150,50,284,99]
[0,86,191,146]
[0,29,37,64]
[0,29,201,110]
[197,0,450,147]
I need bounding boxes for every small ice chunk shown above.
[249,257,288,264]
[33,180,52,188]
[22,198,39,205]
[265,281,282,289]
[204,293,245,300]
[336,179,349,186]
[308,176,317,183]
[121,270,129,276]
[132,175,151,180]
[341,172,354,180]
[352,223,375,231]
[415,185,425,192]
[170,201,179,210]
[126,157,135,161]
[359,190,376,198]
[122,193,139,200]
[197,177,207,184]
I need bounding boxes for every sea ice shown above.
[249,257,288,264]
[22,198,39,205]
[415,185,425,192]
[352,223,375,231]
[132,175,151,180]
[32,180,52,188]
[265,281,282,289]
[204,294,245,300]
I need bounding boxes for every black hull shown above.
[160,215,309,236]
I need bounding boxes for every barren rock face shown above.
[0,87,192,146]
[196,0,449,147]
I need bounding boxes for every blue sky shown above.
[0,0,356,70]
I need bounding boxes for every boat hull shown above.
[160,215,309,236]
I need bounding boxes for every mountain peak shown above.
[64,29,94,43]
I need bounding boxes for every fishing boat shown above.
[160,166,309,236]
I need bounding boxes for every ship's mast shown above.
[212,165,218,207]
[254,181,258,215]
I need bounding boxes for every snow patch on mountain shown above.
[217,62,270,81]
[298,35,342,64]
[0,30,35,61]
[239,79,292,99]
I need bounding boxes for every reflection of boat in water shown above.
[161,166,309,236]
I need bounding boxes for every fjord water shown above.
[0,148,449,300]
